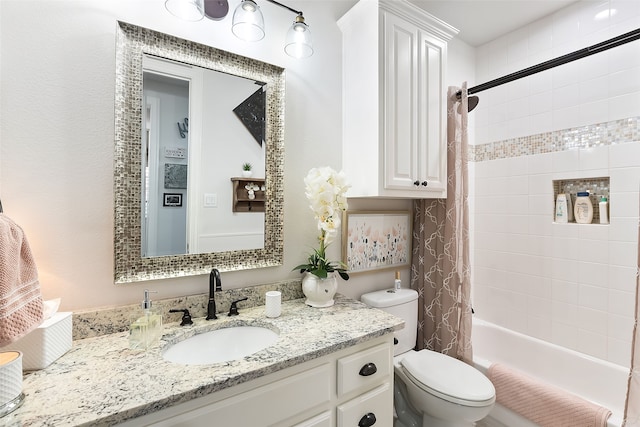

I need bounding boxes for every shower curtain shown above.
[410,83,473,364]
[623,209,640,426]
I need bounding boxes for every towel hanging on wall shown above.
[0,213,43,347]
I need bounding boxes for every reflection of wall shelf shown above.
[553,177,610,224]
[231,177,265,213]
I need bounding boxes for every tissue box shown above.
[0,312,72,370]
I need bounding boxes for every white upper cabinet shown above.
[339,0,458,198]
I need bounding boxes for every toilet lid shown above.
[400,350,495,407]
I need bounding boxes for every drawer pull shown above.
[358,412,377,426]
[359,362,377,377]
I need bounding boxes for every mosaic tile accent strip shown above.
[72,279,304,340]
[114,22,285,284]
[471,117,640,162]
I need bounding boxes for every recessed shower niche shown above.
[552,177,610,224]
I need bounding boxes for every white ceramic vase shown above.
[301,273,338,307]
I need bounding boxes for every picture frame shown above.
[342,210,412,274]
[163,193,182,207]
[164,163,188,189]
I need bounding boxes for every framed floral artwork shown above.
[342,210,411,274]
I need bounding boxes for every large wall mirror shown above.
[114,22,284,284]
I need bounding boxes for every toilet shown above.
[361,288,495,427]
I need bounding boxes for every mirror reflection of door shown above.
[142,60,191,257]
[141,55,266,258]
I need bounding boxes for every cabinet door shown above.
[337,383,393,427]
[416,29,447,194]
[383,11,420,191]
[293,411,334,427]
[150,363,331,426]
[382,10,447,197]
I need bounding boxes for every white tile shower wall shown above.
[470,0,640,367]
[471,142,639,367]
[474,0,640,146]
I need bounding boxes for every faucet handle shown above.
[228,297,248,316]
[169,309,193,326]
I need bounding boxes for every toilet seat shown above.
[400,350,495,407]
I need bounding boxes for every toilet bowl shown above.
[361,288,495,427]
[394,349,495,427]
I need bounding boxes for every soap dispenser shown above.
[394,271,402,290]
[129,289,163,350]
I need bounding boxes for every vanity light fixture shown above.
[166,0,313,58]
[284,13,313,58]
[165,0,205,21]
[232,0,265,41]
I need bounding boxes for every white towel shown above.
[0,214,43,346]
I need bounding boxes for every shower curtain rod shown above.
[456,27,640,99]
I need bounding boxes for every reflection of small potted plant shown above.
[242,162,253,178]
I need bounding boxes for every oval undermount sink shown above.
[163,326,279,365]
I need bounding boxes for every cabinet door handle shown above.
[421,181,428,186]
[413,180,420,186]
[358,362,377,376]
[358,412,377,426]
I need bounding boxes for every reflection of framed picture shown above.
[342,210,411,274]
[164,163,188,189]
[163,193,182,207]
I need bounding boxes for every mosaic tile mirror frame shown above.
[114,22,285,284]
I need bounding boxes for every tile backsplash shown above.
[72,280,303,340]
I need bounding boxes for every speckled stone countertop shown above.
[2,294,403,427]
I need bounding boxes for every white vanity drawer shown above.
[337,383,392,427]
[337,342,391,397]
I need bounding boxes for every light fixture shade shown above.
[284,15,313,58]
[165,0,205,21]
[232,0,265,42]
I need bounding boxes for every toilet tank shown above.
[361,289,418,356]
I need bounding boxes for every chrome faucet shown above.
[206,268,222,320]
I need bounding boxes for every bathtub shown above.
[472,318,628,427]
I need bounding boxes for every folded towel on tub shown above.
[488,363,611,427]
[0,214,43,347]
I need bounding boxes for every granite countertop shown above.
[2,294,403,427]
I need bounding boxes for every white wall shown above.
[0,0,475,311]
[198,69,265,252]
[470,0,640,367]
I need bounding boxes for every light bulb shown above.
[232,0,265,42]
[165,0,205,21]
[284,15,313,58]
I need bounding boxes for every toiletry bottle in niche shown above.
[574,192,594,224]
[129,289,163,350]
[555,193,573,223]
[599,196,609,224]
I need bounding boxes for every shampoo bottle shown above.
[574,192,594,224]
[599,196,609,224]
[555,193,573,223]
[129,289,163,350]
